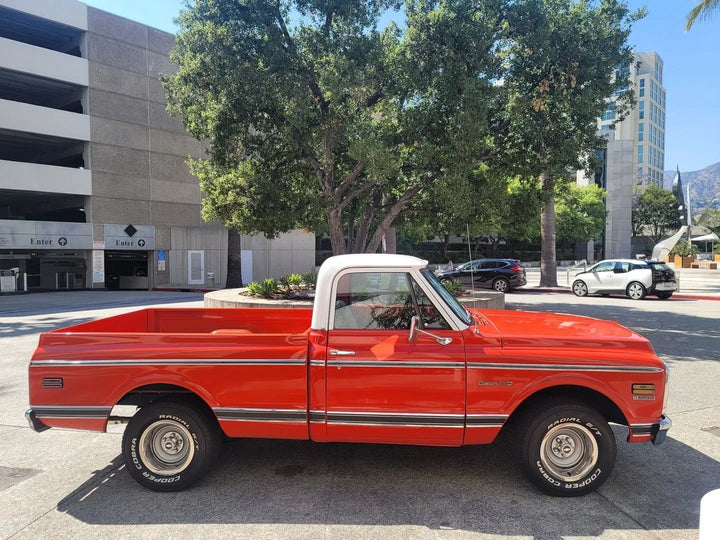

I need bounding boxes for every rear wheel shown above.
[514,401,616,496]
[656,291,673,299]
[625,281,647,300]
[122,400,221,491]
[493,278,510,293]
[572,280,588,297]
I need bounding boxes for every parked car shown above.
[571,259,677,300]
[436,258,526,292]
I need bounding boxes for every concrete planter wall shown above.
[674,255,696,268]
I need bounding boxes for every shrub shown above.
[247,278,279,298]
[301,272,318,288]
[279,273,303,289]
[441,278,465,296]
[669,241,699,257]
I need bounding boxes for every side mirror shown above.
[409,315,453,346]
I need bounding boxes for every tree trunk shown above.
[381,227,397,254]
[226,228,243,288]
[442,234,450,259]
[327,208,346,255]
[539,171,558,287]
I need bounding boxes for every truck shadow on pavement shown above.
[0,316,95,338]
[57,427,716,537]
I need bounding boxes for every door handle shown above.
[329,349,356,356]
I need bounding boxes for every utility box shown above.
[0,269,17,292]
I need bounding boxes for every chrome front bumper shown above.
[652,414,672,446]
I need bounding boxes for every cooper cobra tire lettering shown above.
[515,400,617,497]
[121,400,221,492]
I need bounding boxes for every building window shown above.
[638,100,644,119]
[602,103,616,121]
[601,124,613,130]
[637,145,643,164]
[638,123,644,141]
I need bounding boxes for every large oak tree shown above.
[165,0,507,255]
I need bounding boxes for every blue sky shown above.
[82,0,720,173]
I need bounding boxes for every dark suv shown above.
[436,258,527,292]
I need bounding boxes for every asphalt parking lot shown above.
[1,285,719,539]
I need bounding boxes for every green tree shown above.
[556,182,607,245]
[165,0,507,255]
[632,184,683,244]
[685,0,720,31]
[498,0,641,286]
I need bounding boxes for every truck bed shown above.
[44,307,313,336]
[29,307,314,438]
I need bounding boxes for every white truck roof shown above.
[311,254,429,331]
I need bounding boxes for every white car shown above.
[571,259,677,300]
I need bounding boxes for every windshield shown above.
[421,268,474,326]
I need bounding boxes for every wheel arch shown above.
[505,384,628,429]
[114,383,218,423]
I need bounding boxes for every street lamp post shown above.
[686,182,692,244]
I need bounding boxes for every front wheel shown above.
[492,278,510,293]
[122,400,221,491]
[515,401,616,496]
[626,281,647,300]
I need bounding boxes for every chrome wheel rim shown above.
[539,423,598,482]
[573,281,587,296]
[139,420,195,475]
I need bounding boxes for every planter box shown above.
[674,255,696,268]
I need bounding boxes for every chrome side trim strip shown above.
[32,405,112,418]
[30,359,306,367]
[327,360,465,369]
[327,411,464,428]
[213,407,307,423]
[629,423,654,435]
[309,410,325,423]
[466,414,509,427]
[468,362,664,373]
[310,360,325,367]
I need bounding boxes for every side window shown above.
[615,262,630,273]
[333,272,450,331]
[480,261,497,269]
[333,272,414,330]
[594,262,614,273]
[409,277,450,330]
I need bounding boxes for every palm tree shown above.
[686,0,720,31]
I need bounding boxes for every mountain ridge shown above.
[663,162,720,211]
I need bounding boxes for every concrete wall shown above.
[85,7,227,287]
[604,137,634,258]
[241,230,317,283]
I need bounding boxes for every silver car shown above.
[571,259,677,300]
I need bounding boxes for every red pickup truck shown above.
[26,254,670,496]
